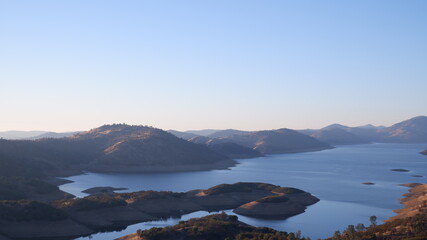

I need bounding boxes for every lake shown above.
[60,143,427,239]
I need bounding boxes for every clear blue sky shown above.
[1,0,426,132]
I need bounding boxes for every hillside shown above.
[26,131,79,140]
[167,130,199,140]
[0,177,73,202]
[310,127,370,145]
[185,129,221,136]
[379,116,427,143]
[118,213,310,240]
[207,129,250,138]
[0,124,235,176]
[217,128,332,154]
[188,136,263,159]
[328,183,427,240]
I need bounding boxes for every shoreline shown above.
[55,146,335,180]
[52,147,336,185]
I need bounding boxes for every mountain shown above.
[345,127,383,142]
[0,131,48,140]
[310,128,370,145]
[299,116,427,145]
[357,124,385,129]
[207,129,250,138]
[188,136,211,144]
[26,131,80,140]
[322,124,350,131]
[217,128,333,154]
[298,127,378,145]
[185,129,221,136]
[379,116,427,143]
[167,130,200,140]
[188,136,263,159]
[0,124,235,177]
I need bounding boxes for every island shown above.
[420,149,427,155]
[390,168,410,172]
[361,182,375,185]
[82,186,129,195]
[0,182,318,239]
[117,213,309,240]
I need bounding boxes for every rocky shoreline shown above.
[388,182,427,222]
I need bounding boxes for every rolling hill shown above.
[216,128,333,154]
[379,116,427,143]
[0,124,235,177]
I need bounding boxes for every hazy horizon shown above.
[1,114,425,133]
[2,1,426,132]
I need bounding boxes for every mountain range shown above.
[0,131,78,140]
[169,116,427,149]
[300,116,427,145]
[0,116,426,178]
[172,128,332,157]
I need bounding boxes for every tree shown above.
[369,216,377,227]
[343,225,357,240]
[355,223,366,232]
[332,230,342,240]
[295,230,302,239]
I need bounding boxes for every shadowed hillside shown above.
[188,136,263,159]
[118,213,310,240]
[310,128,370,145]
[0,124,234,176]
[217,128,332,154]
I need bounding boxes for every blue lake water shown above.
[60,143,427,240]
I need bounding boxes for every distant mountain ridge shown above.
[297,116,427,145]
[170,116,427,148]
[0,131,79,140]
[206,129,250,138]
[171,128,333,155]
[310,128,369,145]
[0,131,48,140]
[213,128,332,154]
[26,131,79,140]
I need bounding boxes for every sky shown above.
[1,0,426,132]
